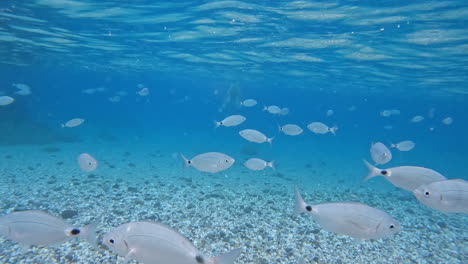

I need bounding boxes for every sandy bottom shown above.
[0,139,466,264]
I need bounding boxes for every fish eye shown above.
[195,255,204,263]
[109,239,115,244]
[305,205,312,212]
[70,228,80,235]
[424,191,431,196]
[225,159,229,163]
[389,224,395,229]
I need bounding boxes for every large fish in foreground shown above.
[293,187,401,241]
[363,160,446,191]
[413,179,468,214]
[0,210,98,248]
[103,221,241,264]
[181,152,235,173]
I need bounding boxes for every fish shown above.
[62,118,85,128]
[370,142,392,165]
[137,87,150,96]
[14,83,32,96]
[78,153,98,172]
[0,96,14,106]
[410,116,424,123]
[239,129,273,144]
[307,122,337,135]
[363,160,447,191]
[240,99,257,107]
[279,124,303,136]
[326,109,334,117]
[109,96,121,103]
[81,89,96,95]
[442,117,453,125]
[263,105,281,114]
[0,210,97,248]
[413,179,468,214]
[244,158,274,171]
[380,110,392,117]
[390,141,415,151]
[181,152,235,173]
[103,221,241,264]
[293,187,401,240]
[215,115,246,128]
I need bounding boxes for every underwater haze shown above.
[0,0,467,263]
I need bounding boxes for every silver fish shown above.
[215,115,246,128]
[0,210,97,248]
[244,158,274,171]
[77,153,98,172]
[293,187,400,240]
[363,160,446,191]
[240,99,257,107]
[181,152,235,173]
[279,124,303,136]
[370,142,392,165]
[62,118,85,128]
[0,96,14,106]
[413,179,468,214]
[306,122,337,135]
[103,221,241,264]
[239,129,273,144]
[263,105,281,114]
[390,141,415,152]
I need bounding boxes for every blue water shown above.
[0,1,467,263]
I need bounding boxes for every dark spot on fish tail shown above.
[305,205,312,212]
[70,229,80,235]
[195,255,204,263]
[381,170,388,175]
[188,160,192,164]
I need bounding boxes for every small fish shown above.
[109,96,121,103]
[413,179,468,214]
[380,110,392,117]
[0,96,14,106]
[347,105,357,111]
[81,89,96,95]
[239,129,273,144]
[0,210,97,248]
[78,153,98,172]
[370,142,392,165]
[244,158,274,171]
[181,152,235,173]
[240,99,257,107]
[103,221,241,264]
[442,117,453,125]
[390,141,415,151]
[62,118,85,128]
[279,124,303,136]
[215,115,246,128]
[307,122,337,135]
[363,160,446,191]
[14,84,32,96]
[410,115,424,123]
[137,87,150,96]
[326,109,334,117]
[293,187,401,240]
[263,105,281,115]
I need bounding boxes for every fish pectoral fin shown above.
[123,248,136,262]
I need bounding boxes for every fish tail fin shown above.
[214,120,222,128]
[181,154,191,168]
[61,124,65,128]
[267,161,275,170]
[262,106,267,111]
[80,218,99,247]
[390,143,396,148]
[329,126,338,135]
[293,185,308,217]
[211,248,241,264]
[267,137,274,145]
[363,159,381,182]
